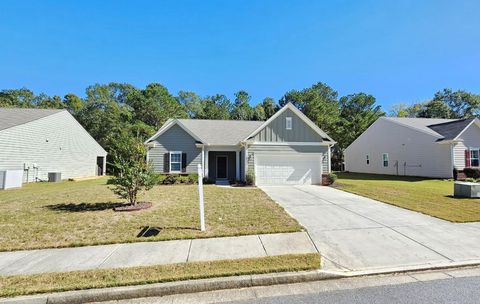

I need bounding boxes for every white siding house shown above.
[345,117,480,178]
[0,108,107,183]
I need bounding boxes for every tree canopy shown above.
[6,83,477,170]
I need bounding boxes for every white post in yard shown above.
[197,164,206,231]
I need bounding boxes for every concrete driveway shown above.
[261,186,480,273]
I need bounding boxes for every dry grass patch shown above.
[335,172,480,222]
[0,253,320,298]
[0,178,302,251]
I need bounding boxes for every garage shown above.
[255,154,322,185]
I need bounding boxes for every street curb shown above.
[0,270,344,304]
[2,261,480,304]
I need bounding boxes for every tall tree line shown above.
[7,83,477,169]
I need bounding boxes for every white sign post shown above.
[197,164,206,231]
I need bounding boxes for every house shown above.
[0,108,107,183]
[145,103,335,185]
[344,117,480,178]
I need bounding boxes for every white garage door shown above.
[255,154,322,185]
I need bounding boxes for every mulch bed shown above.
[113,202,152,212]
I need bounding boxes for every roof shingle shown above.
[0,108,65,132]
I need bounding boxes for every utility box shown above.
[0,170,24,190]
[48,172,62,183]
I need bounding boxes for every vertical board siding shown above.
[345,118,452,178]
[253,109,324,142]
[148,125,201,173]
[454,123,480,170]
[0,112,107,182]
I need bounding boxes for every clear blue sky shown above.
[0,0,479,111]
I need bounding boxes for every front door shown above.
[216,156,228,179]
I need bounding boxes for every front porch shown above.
[201,146,245,183]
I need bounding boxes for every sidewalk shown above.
[0,232,317,276]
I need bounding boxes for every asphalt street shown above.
[226,275,480,304]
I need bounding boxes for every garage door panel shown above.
[255,154,322,185]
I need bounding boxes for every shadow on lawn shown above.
[45,202,127,212]
[137,225,200,237]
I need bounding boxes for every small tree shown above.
[109,134,158,205]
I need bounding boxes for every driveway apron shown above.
[261,185,480,272]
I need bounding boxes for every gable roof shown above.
[427,118,476,141]
[0,108,65,132]
[145,118,263,145]
[243,102,335,143]
[382,117,479,142]
[146,103,334,146]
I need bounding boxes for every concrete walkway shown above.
[261,186,480,273]
[0,232,316,276]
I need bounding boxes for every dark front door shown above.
[216,156,228,179]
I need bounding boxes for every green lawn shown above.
[334,172,480,222]
[0,178,302,251]
[0,253,320,297]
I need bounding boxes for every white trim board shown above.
[250,142,330,146]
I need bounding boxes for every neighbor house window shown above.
[170,152,182,173]
[470,149,479,167]
[366,155,370,165]
[286,117,292,130]
[382,153,389,167]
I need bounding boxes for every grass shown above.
[334,172,480,222]
[0,178,302,251]
[0,253,320,298]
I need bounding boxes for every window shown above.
[366,155,370,165]
[382,153,389,167]
[170,152,182,173]
[286,117,292,130]
[471,149,479,167]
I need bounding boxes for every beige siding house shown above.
[0,108,107,183]
[345,117,480,178]
[145,103,335,185]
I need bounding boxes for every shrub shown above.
[463,168,480,179]
[322,173,337,185]
[246,170,255,186]
[160,174,199,185]
[187,173,199,184]
[464,178,478,183]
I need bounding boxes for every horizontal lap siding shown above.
[345,119,452,178]
[0,112,106,182]
[454,123,480,170]
[148,125,201,173]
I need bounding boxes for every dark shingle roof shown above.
[0,108,65,131]
[427,118,475,141]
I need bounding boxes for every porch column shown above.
[201,146,205,178]
[204,147,209,178]
[243,146,248,181]
[236,150,240,180]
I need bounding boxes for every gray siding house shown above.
[145,103,335,185]
[345,117,480,178]
[0,108,107,183]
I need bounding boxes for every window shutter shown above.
[164,153,170,173]
[465,149,470,167]
[181,153,187,173]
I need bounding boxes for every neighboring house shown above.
[145,103,335,185]
[344,117,480,178]
[0,108,107,183]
